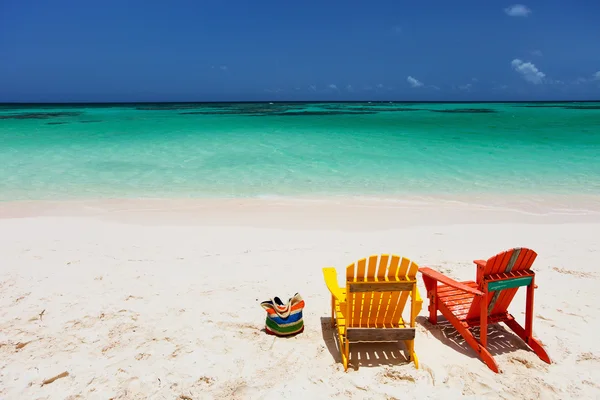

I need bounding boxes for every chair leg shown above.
[404,339,419,369]
[504,316,551,364]
[422,276,438,324]
[438,303,499,373]
[342,338,350,371]
[425,285,438,324]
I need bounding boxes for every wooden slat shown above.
[386,258,412,325]
[356,258,367,280]
[520,249,537,271]
[347,328,415,342]
[510,248,529,273]
[439,286,478,299]
[346,261,356,282]
[487,270,533,281]
[377,254,390,281]
[352,258,367,327]
[397,257,411,279]
[377,255,400,324]
[439,291,475,302]
[349,281,414,293]
[452,310,508,326]
[482,251,501,276]
[359,255,380,326]
[366,255,378,280]
[393,279,412,322]
[437,282,478,296]
[406,260,419,280]
[490,288,516,316]
[447,303,474,314]
[387,255,401,280]
[345,261,355,327]
[442,297,474,308]
[491,249,513,275]
[372,255,390,326]
[374,292,392,328]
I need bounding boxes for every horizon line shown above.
[2,99,600,105]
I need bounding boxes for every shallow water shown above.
[1,102,599,200]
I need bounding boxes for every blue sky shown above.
[1,0,599,102]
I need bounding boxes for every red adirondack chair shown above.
[419,247,551,373]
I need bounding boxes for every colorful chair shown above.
[419,247,551,372]
[323,254,422,371]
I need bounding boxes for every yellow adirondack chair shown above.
[323,254,423,371]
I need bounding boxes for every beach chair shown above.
[322,254,422,371]
[419,247,551,373]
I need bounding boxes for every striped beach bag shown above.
[260,293,305,336]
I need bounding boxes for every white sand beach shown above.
[1,196,600,399]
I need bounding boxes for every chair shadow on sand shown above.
[320,317,413,371]
[415,315,531,361]
[320,315,533,370]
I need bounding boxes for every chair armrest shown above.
[474,259,487,268]
[419,267,484,296]
[323,267,346,302]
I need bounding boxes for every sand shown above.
[1,197,600,399]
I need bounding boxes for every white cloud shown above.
[459,83,473,91]
[594,71,600,80]
[511,59,545,84]
[328,84,338,90]
[504,4,531,17]
[407,76,423,88]
[308,85,317,92]
[346,84,354,92]
[376,83,384,89]
[219,65,228,71]
[531,50,543,57]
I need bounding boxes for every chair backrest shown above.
[345,254,418,328]
[467,247,537,319]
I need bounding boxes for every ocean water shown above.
[1,102,599,201]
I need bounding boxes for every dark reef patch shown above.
[515,104,600,110]
[429,108,497,114]
[561,105,600,110]
[0,112,81,120]
[273,110,378,116]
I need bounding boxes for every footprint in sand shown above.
[552,267,596,278]
[134,353,150,361]
[509,355,535,368]
[576,352,600,362]
[379,368,416,383]
[582,380,600,388]
[216,379,258,400]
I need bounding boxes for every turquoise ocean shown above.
[1,102,599,201]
